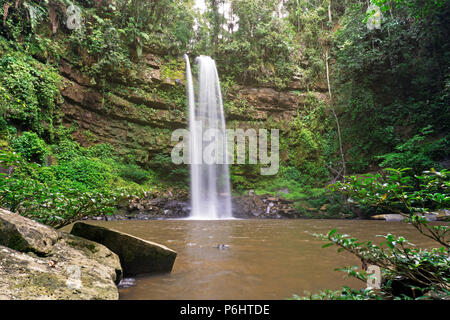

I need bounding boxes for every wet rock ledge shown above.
[87,192,300,221]
[0,208,176,300]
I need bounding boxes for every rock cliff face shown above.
[57,49,328,168]
[58,51,185,165]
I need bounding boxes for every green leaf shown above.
[328,229,337,237]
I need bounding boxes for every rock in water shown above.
[371,214,404,221]
[71,222,177,276]
[215,244,229,250]
[0,208,122,300]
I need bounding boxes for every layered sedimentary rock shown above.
[57,50,328,168]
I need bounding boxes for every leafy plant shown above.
[377,126,447,173]
[0,175,141,229]
[0,149,142,228]
[11,131,49,164]
[50,156,114,190]
[299,168,450,300]
[312,229,449,299]
[119,163,151,184]
[332,2,450,172]
[330,168,449,245]
[0,50,61,136]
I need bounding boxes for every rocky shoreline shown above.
[0,208,176,300]
[84,192,450,222]
[84,193,302,221]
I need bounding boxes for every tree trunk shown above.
[325,51,346,180]
[328,1,332,24]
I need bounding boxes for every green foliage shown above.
[11,131,49,164]
[0,173,140,229]
[377,126,447,173]
[67,15,131,79]
[0,147,143,228]
[0,50,62,135]
[281,94,330,183]
[149,153,188,185]
[52,136,83,162]
[0,0,47,41]
[49,156,114,190]
[112,0,195,54]
[329,168,450,224]
[333,2,450,172]
[292,286,382,300]
[160,59,185,83]
[311,229,449,299]
[0,148,22,168]
[285,0,329,84]
[372,0,447,18]
[64,0,195,80]
[193,0,301,88]
[297,167,449,299]
[118,163,152,184]
[0,117,7,133]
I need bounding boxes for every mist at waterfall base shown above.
[184,55,233,220]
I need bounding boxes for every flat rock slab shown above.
[371,213,441,222]
[71,222,177,276]
[371,214,405,221]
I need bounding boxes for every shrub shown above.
[310,230,450,300]
[0,149,142,228]
[300,168,450,300]
[0,52,61,135]
[51,157,114,190]
[377,126,447,174]
[329,168,450,223]
[11,131,49,164]
[84,143,115,159]
[0,117,7,133]
[119,163,151,184]
[0,175,141,229]
[150,153,188,183]
[281,166,302,181]
[52,138,82,162]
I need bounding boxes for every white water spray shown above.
[184,55,233,219]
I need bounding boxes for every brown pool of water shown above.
[75,219,442,300]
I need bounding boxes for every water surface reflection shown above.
[78,219,441,300]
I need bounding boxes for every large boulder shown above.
[71,222,176,276]
[0,208,122,300]
[0,208,59,255]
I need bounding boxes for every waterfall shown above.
[184,54,233,219]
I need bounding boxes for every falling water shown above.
[184,54,233,219]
